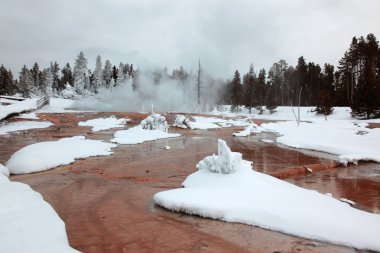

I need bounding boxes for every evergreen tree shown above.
[243,64,255,113]
[50,61,60,91]
[197,59,202,106]
[73,51,89,95]
[19,65,33,97]
[112,65,118,86]
[103,60,112,88]
[42,68,54,97]
[230,70,242,112]
[116,62,126,86]
[0,65,15,95]
[255,69,266,113]
[296,56,308,105]
[31,62,42,89]
[60,63,73,87]
[92,55,103,93]
[316,64,334,115]
[265,83,277,114]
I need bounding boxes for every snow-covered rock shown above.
[0,173,80,253]
[6,136,116,174]
[60,84,79,100]
[172,114,194,129]
[196,139,243,174]
[154,140,380,252]
[141,114,168,132]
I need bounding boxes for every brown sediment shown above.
[1,112,373,253]
[367,123,380,129]
[269,161,339,179]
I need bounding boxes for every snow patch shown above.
[6,136,116,174]
[78,116,127,132]
[0,164,9,177]
[0,121,53,135]
[0,173,80,253]
[154,140,380,252]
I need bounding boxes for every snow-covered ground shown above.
[6,136,116,174]
[0,121,53,135]
[36,98,75,113]
[0,98,40,120]
[0,167,79,253]
[154,140,380,252]
[261,120,380,165]
[190,116,250,130]
[78,116,127,132]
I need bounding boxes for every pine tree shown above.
[19,65,33,97]
[42,68,54,97]
[0,66,14,95]
[112,65,118,86]
[316,64,334,116]
[231,70,242,112]
[116,62,126,86]
[243,64,255,113]
[73,51,89,95]
[60,63,73,87]
[265,83,277,114]
[92,55,103,93]
[31,62,41,89]
[255,69,266,114]
[197,59,202,106]
[103,60,112,88]
[50,61,60,91]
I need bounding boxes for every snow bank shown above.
[141,114,168,131]
[172,115,194,129]
[0,121,53,135]
[78,116,127,132]
[0,173,79,253]
[261,120,380,165]
[0,98,40,120]
[6,136,116,174]
[232,123,262,137]
[112,125,180,145]
[154,140,380,251]
[37,98,75,113]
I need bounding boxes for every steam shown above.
[72,67,226,113]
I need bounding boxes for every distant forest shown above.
[0,33,379,119]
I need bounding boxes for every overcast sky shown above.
[1,0,379,78]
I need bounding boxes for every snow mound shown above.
[0,121,53,135]
[111,125,180,145]
[0,98,40,121]
[141,114,168,132]
[196,139,243,174]
[78,116,127,132]
[6,136,116,174]
[233,123,262,137]
[0,164,9,177]
[0,173,80,253]
[172,114,194,129]
[191,116,250,130]
[154,140,380,252]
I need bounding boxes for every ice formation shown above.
[172,114,194,129]
[140,114,168,132]
[196,139,243,174]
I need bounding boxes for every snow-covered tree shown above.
[116,62,126,86]
[73,51,90,95]
[92,55,103,93]
[19,65,34,97]
[103,59,112,88]
[42,68,54,97]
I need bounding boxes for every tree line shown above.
[0,33,379,118]
[225,33,380,119]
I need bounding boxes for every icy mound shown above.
[172,115,194,129]
[154,140,380,252]
[233,123,262,137]
[141,114,168,132]
[196,139,242,174]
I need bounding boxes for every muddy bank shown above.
[1,112,374,253]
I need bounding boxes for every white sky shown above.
[0,0,379,78]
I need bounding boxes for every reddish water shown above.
[1,112,377,253]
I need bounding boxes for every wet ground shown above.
[1,112,379,253]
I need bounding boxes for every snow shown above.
[154,140,380,252]
[37,98,75,113]
[232,123,262,137]
[140,114,168,131]
[172,114,194,129]
[0,173,79,253]
[0,164,9,177]
[0,121,53,135]
[6,136,116,174]
[15,112,39,120]
[260,120,380,165]
[111,125,180,145]
[78,116,127,132]
[191,116,250,130]
[0,98,40,120]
